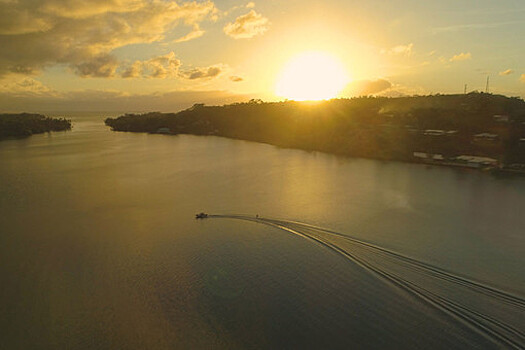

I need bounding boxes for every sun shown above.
[275,51,350,101]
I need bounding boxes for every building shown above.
[493,115,510,123]
[474,133,499,142]
[455,155,498,168]
[424,130,446,136]
[413,152,428,159]
[413,152,444,162]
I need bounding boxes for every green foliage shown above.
[105,93,525,163]
[0,113,72,139]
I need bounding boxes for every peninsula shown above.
[0,113,72,139]
[105,93,525,171]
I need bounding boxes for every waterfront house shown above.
[455,155,498,168]
[424,130,446,136]
[493,115,510,123]
[473,133,499,142]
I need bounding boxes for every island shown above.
[105,93,525,173]
[0,113,72,139]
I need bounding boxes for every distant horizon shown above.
[2,90,523,115]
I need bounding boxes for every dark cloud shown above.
[73,55,119,78]
[182,66,222,80]
[230,76,243,82]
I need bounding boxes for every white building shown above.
[455,155,498,168]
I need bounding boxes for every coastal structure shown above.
[156,127,171,134]
[474,133,499,142]
[454,155,498,169]
[493,115,510,123]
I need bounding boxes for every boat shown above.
[195,212,208,219]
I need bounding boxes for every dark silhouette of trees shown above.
[105,93,525,164]
[0,113,72,139]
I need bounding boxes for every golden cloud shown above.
[499,69,514,76]
[223,10,269,39]
[122,52,181,79]
[381,43,413,57]
[449,52,472,62]
[121,52,223,80]
[180,66,223,80]
[174,25,205,43]
[0,76,56,96]
[0,0,217,77]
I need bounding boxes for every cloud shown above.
[73,55,119,78]
[449,52,472,62]
[174,24,205,43]
[120,52,224,80]
[121,52,181,79]
[432,21,522,34]
[181,66,222,80]
[145,52,182,78]
[499,69,514,76]
[381,43,413,56]
[0,76,57,96]
[230,76,243,82]
[39,0,144,19]
[0,0,217,77]
[121,61,143,79]
[246,2,255,8]
[521,74,525,83]
[223,10,269,39]
[343,79,393,96]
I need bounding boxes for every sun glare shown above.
[275,51,349,101]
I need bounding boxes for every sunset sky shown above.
[1,0,524,111]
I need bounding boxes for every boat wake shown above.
[208,214,525,349]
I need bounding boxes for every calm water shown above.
[1,114,524,349]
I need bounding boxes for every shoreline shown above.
[0,113,72,140]
[110,128,525,176]
[104,95,525,175]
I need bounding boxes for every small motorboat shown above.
[195,212,208,219]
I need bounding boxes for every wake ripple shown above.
[208,214,525,349]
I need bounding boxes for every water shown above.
[0,114,524,349]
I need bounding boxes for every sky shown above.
[0,0,524,112]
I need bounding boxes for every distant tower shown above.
[464,84,467,94]
[485,76,490,93]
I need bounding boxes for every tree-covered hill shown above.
[0,113,72,139]
[105,93,525,164]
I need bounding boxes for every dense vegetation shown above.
[105,93,525,165]
[0,113,72,139]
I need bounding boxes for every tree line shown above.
[105,93,525,164]
[0,113,72,139]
